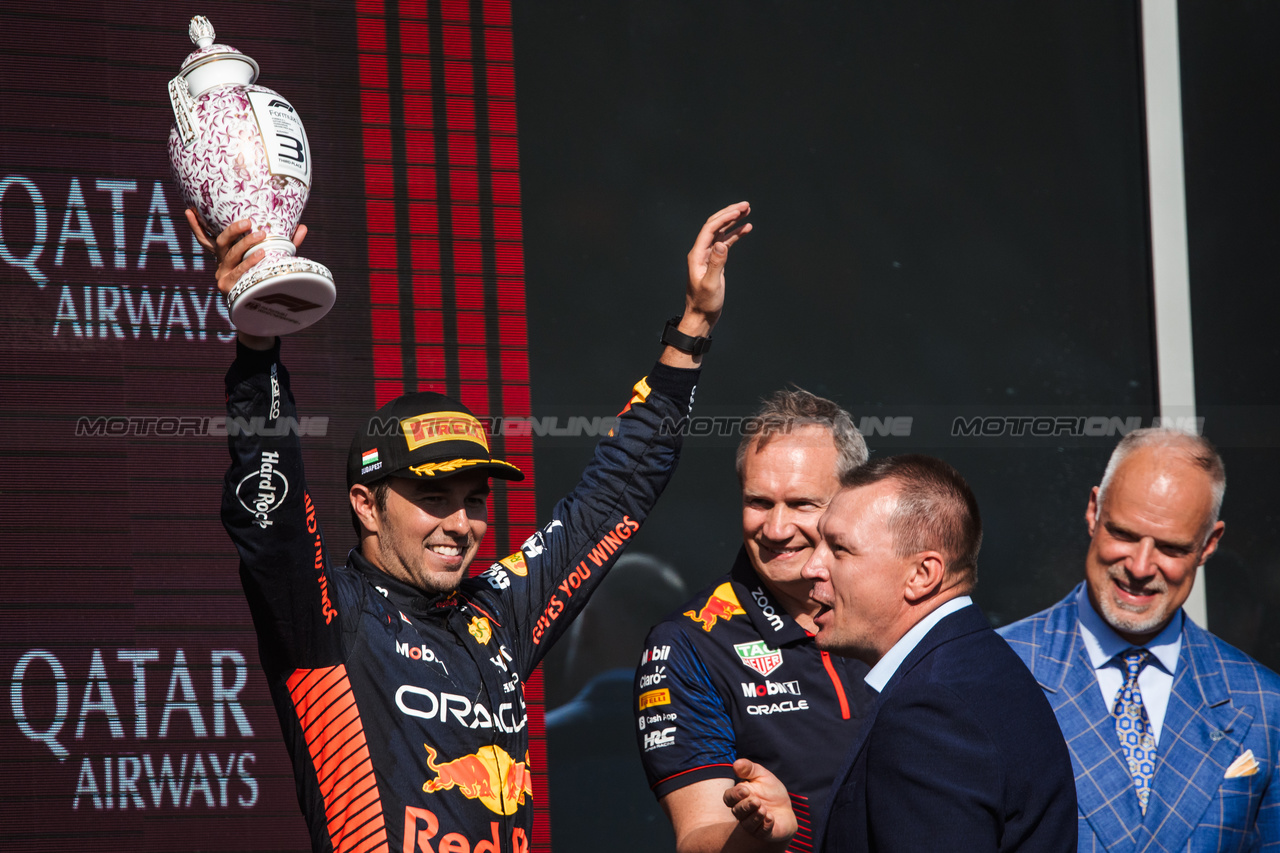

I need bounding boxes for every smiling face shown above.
[365,471,490,594]
[1084,446,1224,644]
[740,425,842,619]
[804,482,914,663]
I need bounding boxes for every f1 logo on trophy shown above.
[167,15,335,336]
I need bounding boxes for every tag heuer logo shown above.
[734,641,783,677]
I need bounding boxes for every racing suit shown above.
[635,550,875,850]
[222,339,698,853]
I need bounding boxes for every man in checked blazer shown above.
[1000,428,1280,852]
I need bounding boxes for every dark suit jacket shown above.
[1000,585,1280,852]
[818,604,1077,853]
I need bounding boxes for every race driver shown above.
[189,201,750,853]
[636,389,876,853]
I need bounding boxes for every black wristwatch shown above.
[661,316,713,356]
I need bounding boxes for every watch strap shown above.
[661,316,712,356]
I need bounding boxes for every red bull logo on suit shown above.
[421,744,533,816]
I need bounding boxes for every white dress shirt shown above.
[1075,584,1181,745]
[865,596,974,693]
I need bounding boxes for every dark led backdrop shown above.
[1,2,544,850]
[4,2,1280,852]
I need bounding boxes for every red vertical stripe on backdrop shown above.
[438,5,490,425]
[401,3,446,400]
[357,0,403,403]
[356,2,547,848]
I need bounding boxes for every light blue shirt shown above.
[865,596,974,693]
[1075,584,1181,745]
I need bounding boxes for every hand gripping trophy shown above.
[168,15,335,336]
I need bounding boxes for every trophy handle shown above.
[168,75,200,147]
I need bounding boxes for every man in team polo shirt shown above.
[636,389,876,853]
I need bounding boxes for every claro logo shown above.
[638,666,667,689]
[236,450,288,529]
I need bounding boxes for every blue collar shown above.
[1075,584,1181,676]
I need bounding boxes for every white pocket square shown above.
[1225,749,1259,779]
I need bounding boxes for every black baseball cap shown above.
[347,392,524,488]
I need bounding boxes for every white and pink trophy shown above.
[167,15,335,336]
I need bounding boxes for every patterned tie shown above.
[1112,649,1157,814]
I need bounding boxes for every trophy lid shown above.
[177,16,260,84]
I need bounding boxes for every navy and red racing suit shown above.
[222,339,698,853]
[635,550,875,850]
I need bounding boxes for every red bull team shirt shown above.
[635,551,876,851]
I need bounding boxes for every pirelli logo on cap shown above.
[401,412,490,452]
[638,688,671,710]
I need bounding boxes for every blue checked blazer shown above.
[999,585,1280,852]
